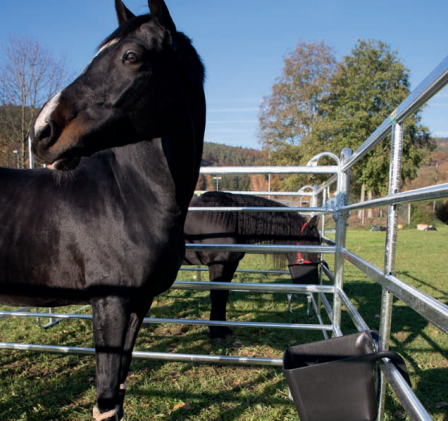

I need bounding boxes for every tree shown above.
[258,41,337,166]
[305,39,434,196]
[0,35,71,168]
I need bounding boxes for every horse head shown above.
[30,0,204,171]
[292,215,321,264]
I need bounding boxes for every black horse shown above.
[183,191,321,341]
[1,1,205,420]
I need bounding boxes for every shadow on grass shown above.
[0,351,95,420]
[127,366,293,421]
[397,270,448,303]
[147,285,327,353]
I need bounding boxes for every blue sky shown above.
[1,0,447,150]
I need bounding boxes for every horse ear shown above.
[148,0,176,33]
[115,0,135,26]
[308,215,320,228]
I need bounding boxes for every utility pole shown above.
[213,176,221,191]
[13,150,19,169]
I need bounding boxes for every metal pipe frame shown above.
[331,148,352,337]
[187,206,327,214]
[314,174,338,196]
[380,360,433,421]
[0,342,284,366]
[172,280,334,294]
[43,305,91,329]
[195,190,317,197]
[329,56,448,420]
[376,119,404,419]
[200,165,338,175]
[319,292,333,321]
[180,267,289,275]
[310,293,330,340]
[342,182,448,211]
[186,243,334,254]
[0,311,334,333]
[336,288,370,332]
[0,306,30,320]
[0,277,336,367]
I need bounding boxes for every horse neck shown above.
[112,133,202,213]
[115,90,205,212]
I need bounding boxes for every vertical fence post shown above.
[28,137,34,169]
[321,186,327,239]
[196,265,202,281]
[332,148,352,336]
[377,120,404,419]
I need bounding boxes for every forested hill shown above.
[201,142,266,167]
[197,142,267,191]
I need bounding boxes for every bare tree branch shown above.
[0,35,71,168]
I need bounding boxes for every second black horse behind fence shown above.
[183,191,322,340]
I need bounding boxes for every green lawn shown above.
[0,227,447,420]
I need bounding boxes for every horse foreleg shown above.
[208,260,239,341]
[91,296,131,421]
[116,302,153,418]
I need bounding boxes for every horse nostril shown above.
[31,90,63,148]
[35,121,60,149]
[39,124,52,142]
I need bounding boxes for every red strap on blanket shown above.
[295,222,312,264]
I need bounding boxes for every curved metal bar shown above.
[306,152,340,167]
[298,185,316,193]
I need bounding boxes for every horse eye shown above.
[123,51,140,64]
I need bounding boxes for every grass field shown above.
[0,226,447,420]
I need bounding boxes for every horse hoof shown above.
[211,331,235,343]
[93,405,120,421]
[208,326,234,342]
[93,404,125,421]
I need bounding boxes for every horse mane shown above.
[190,191,307,245]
